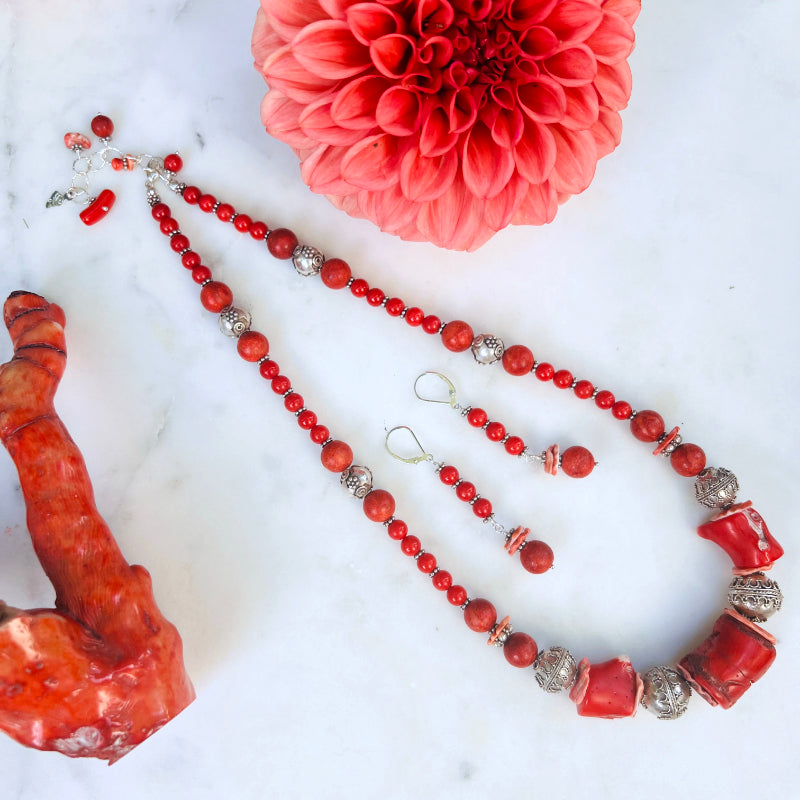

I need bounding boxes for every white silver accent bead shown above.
[341,465,373,499]
[640,666,691,720]
[728,572,783,622]
[471,334,504,365]
[219,306,251,337]
[694,467,739,508]
[533,646,577,693]
[292,244,324,277]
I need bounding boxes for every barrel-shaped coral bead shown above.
[502,344,535,376]
[200,281,233,312]
[320,258,351,289]
[267,228,298,259]
[236,331,269,362]
[321,440,353,473]
[504,632,538,668]
[441,320,474,352]
[464,599,497,632]
[630,410,665,442]
[561,446,595,478]
[363,489,396,522]
[569,656,642,718]
[519,540,554,574]
[670,443,706,477]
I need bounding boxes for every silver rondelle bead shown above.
[471,334,504,366]
[694,466,739,508]
[728,572,783,622]
[533,646,577,693]
[341,465,373,499]
[641,666,691,720]
[292,244,324,277]
[219,306,251,337]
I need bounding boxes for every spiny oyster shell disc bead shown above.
[471,334,504,366]
[341,465,373,499]
[694,467,739,508]
[728,572,783,622]
[641,666,691,720]
[219,306,251,337]
[292,244,324,277]
[533,646,577,693]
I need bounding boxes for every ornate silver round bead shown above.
[471,334,504,366]
[694,466,739,508]
[640,666,691,720]
[292,244,324,277]
[341,465,373,499]
[728,572,783,622]
[533,646,577,693]
[219,306,251,337]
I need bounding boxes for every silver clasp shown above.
[413,371,460,410]
[384,426,434,465]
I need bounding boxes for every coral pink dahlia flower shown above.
[252,0,641,251]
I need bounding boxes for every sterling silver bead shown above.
[694,466,739,508]
[292,244,324,277]
[219,306,251,337]
[640,666,691,720]
[728,572,783,622]
[341,465,373,499]
[533,646,577,693]
[471,334,504,366]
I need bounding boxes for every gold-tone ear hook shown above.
[385,425,432,464]
[413,371,459,409]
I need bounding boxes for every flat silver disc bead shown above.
[292,244,324,277]
[341,465,373,499]
[728,572,783,622]
[694,466,739,508]
[641,666,692,720]
[219,306,252,337]
[471,334,504,365]
[533,646,577,693]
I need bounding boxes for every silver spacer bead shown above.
[640,666,691,720]
[219,306,251,338]
[292,244,324,277]
[533,646,577,693]
[341,464,373,499]
[471,334,504,365]
[489,619,513,647]
[728,572,783,622]
[694,466,739,508]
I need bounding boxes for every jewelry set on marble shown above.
[48,115,785,720]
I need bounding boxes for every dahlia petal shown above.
[548,126,597,194]
[505,0,560,31]
[358,183,422,232]
[561,84,600,130]
[370,34,417,79]
[511,181,558,225]
[301,144,357,195]
[292,21,372,79]
[341,133,404,190]
[261,0,327,43]
[399,147,458,202]
[419,103,459,156]
[346,3,402,46]
[462,121,516,199]
[262,43,339,104]
[483,172,529,231]
[544,1,603,45]
[417,173,487,251]
[450,0,492,23]
[516,76,567,124]
[490,83,516,111]
[298,98,367,146]
[585,10,635,65]
[447,87,478,134]
[593,59,632,110]
[252,9,285,66]
[319,0,363,20]
[376,85,422,135]
[490,107,525,149]
[543,45,597,87]
[261,91,318,150]
[602,0,641,26]
[517,26,560,59]
[413,0,455,37]
[418,35,454,68]
[591,106,622,158]
[330,74,390,129]
[513,116,557,183]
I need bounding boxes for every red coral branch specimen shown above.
[0,291,194,764]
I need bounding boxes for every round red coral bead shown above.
[504,632,538,668]
[464,599,497,632]
[363,489,396,522]
[320,258,351,289]
[321,440,353,472]
[441,320,474,352]
[237,331,269,362]
[670,443,707,477]
[90,114,114,138]
[561,446,595,478]
[519,540,554,574]
[267,228,298,259]
[630,410,665,442]
[502,345,534,376]
[200,281,232,312]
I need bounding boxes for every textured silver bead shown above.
[292,244,324,277]
[341,465,373,499]
[533,646,577,693]
[694,466,739,508]
[640,666,691,720]
[471,334,504,365]
[728,572,783,622]
[219,306,251,337]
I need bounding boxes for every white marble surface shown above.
[0,0,798,797]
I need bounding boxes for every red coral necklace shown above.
[49,114,784,720]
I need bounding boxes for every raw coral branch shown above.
[0,291,194,763]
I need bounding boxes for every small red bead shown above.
[385,297,405,316]
[320,258,351,289]
[519,540,554,574]
[192,266,212,284]
[404,307,424,326]
[486,421,505,442]
[447,585,467,606]
[574,380,594,399]
[366,288,385,307]
[200,281,232,312]
[271,375,291,395]
[259,360,280,380]
[350,278,369,298]
[267,228,298,259]
[387,519,408,541]
[250,221,268,240]
[151,202,171,221]
[181,251,200,269]
[464,598,496,632]
[159,217,179,235]
[467,408,487,427]
[630,410,665,443]
[535,362,554,381]
[439,466,459,486]
[164,153,183,172]
[363,489,396,523]
[502,344,535,376]
[310,424,329,444]
[553,369,573,389]
[90,114,114,138]
[612,401,633,420]
[560,445,595,478]
[285,395,304,416]
[234,214,252,233]
[456,481,476,502]
[472,498,492,518]
[504,436,525,455]
[595,390,615,409]
[432,570,452,591]
[321,440,353,472]
[401,535,421,556]
[236,331,269,362]
[216,203,235,222]
[670,443,707,477]
[422,315,442,334]
[170,234,190,253]
[298,410,318,430]
[441,320,474,353]
[503,632,538,668]
[417,553,437,573]
[198,194,216,212]
[183,186,201,204]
